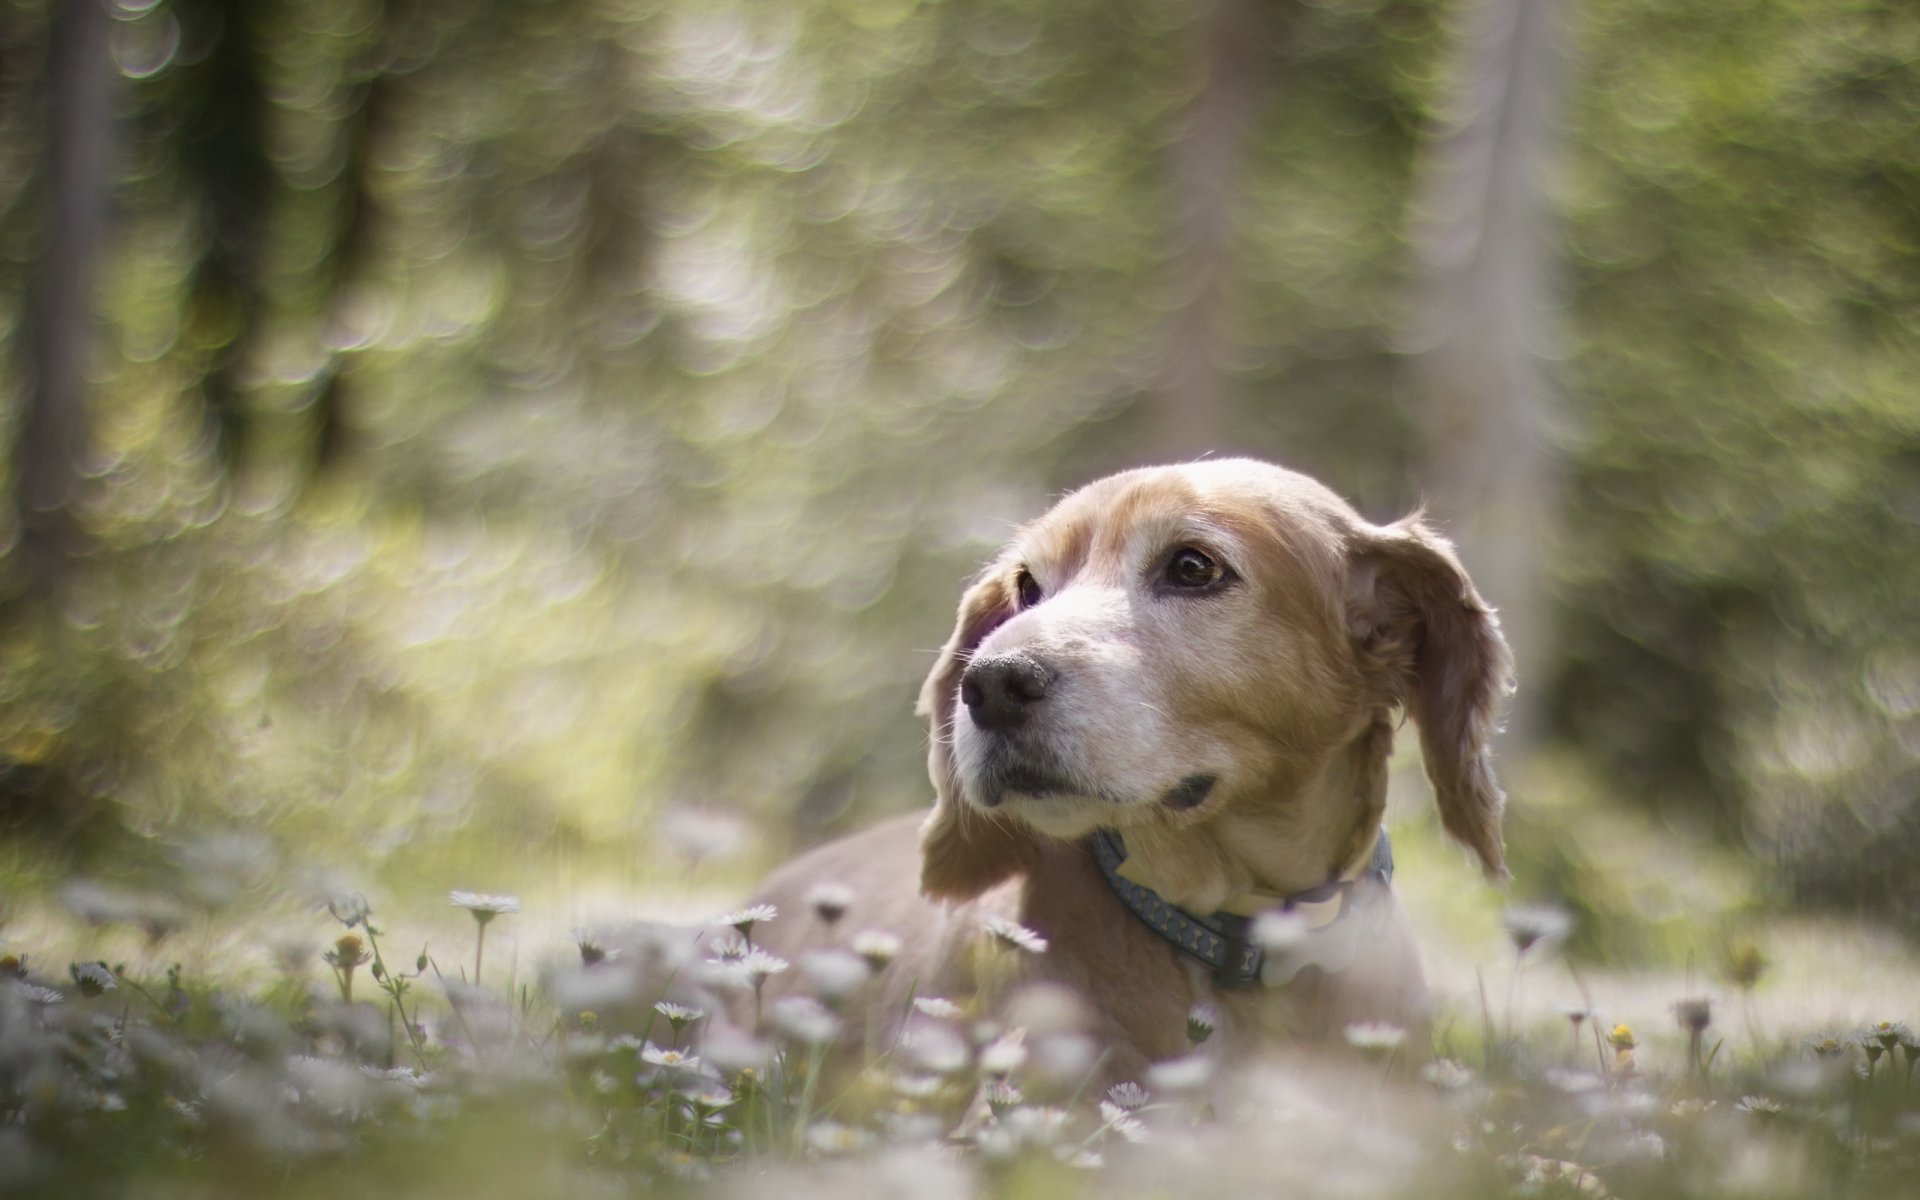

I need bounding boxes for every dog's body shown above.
[733,459,1509,1082]
[747,812,1429,1083]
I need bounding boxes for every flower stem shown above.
[789,1040,826,1157]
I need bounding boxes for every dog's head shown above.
[916,459,1512,904]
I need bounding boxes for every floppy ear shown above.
[1348,516,1514,878]
[915,569,1038,902]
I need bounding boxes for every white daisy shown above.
[770,996,841,1046]
[572,929,615,967]
[653,1000,706,1030]
[1624,1131,1666,1160]
[1002,1105,1069,1148]
[69,962,117,996]
[448,891,520,925]
[882,1111,946,1143]
[892,1071,943,1098]
[1099,1101,1151,1144]
[805,1121,872,1156]
[1186,1003,1219,1045]
[640,1043,700,1072]
[712,904,778,937]
[901,1025,970,1075]
[1147,1054,1214,1093]
[979,1032,1028,1076]
[1501,904,1572,955]
[983,1078,1024,1116]
[1343,1021,1408,1052]
[983,916,1048,954]
[805,882,854,924]
[799,949,869,1001]
[741,949,789,984]
[1542,1067,1601,1094]
[1106,1081,1149,1109]
[1249,909,1308,952]
[852,929,901,969]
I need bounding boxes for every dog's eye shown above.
[1015,569,1043,609]
[1164,547,1225,590]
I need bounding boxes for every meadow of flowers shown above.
[2,881,1916,1200]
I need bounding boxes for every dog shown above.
[729,458,1511,1086]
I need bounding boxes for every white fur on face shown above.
[949,530,1271,840]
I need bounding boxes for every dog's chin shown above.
[962,771,1222,840]
[982,791,1110,839]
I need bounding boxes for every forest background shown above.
[3,0,1918,967]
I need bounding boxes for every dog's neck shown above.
[1099,715,1394,913]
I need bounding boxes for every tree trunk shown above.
[15,0,113,601]
[1402,0,1570,738]
[1152,0,1282,458]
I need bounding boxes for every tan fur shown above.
[738,459,1511,1078]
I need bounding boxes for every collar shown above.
[1089,827,1394,988]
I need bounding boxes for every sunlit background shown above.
[2,0,1918,970]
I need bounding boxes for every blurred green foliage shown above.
[0,0,1915,929]
[1552,0,1920,918]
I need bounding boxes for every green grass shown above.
[2,881,1917,1200]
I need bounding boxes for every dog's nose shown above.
[959,652,1053,732]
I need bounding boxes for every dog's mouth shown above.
[969,749,1216,818]
[1159,773,1216,811]
[974,763,1086,808]
[969,744,1100,809]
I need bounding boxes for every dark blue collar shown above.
[1089,827,1395,988]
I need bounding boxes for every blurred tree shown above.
[1152,0,1289,458]
[304,0,435,476]
[171,0,275,472]
[1403,0,1568,735]
[13,0,112,602]
[0,0,1914,931]
[1551,0,1920,920]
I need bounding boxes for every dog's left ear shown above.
[1348,516,1514,878]
[915,568,1038,902]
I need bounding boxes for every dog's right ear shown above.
[916,567,1037,902]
